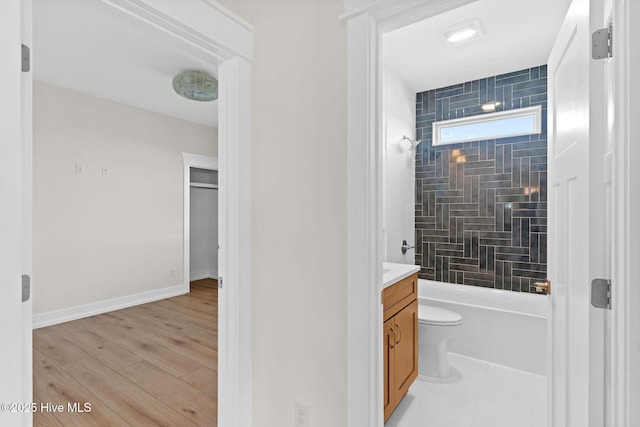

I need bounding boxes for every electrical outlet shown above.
[169,268,176,278]
[75,164,85,176]
[294,401,308,427]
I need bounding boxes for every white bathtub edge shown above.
[418,279,549,317]
[421,296,547,320]
[417,278,548,376]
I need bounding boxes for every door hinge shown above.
[21,44,30,72]
[22,274,31,303]
[592,23,613,59]
[591,278,611,310]
[218,277,223,289]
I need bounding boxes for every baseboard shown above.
[447,352,546,378]
[32,283,189,329]
[190,270,218,281]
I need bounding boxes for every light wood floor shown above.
[33,279,218,427]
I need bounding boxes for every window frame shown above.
[432,105,543,146]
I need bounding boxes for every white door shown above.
[0,0,32,425]
[547,0,603,425]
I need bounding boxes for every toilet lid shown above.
[418,305,462,326]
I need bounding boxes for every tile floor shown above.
[385,354,547,427]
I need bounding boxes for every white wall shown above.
[33,82,217,317]
[190,186,218,280]
[216,1,348,426]
[383,67,416,264]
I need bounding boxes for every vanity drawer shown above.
[382,273,417,321]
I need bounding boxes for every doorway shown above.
[383,29,548,427]
[24,1,253,426]
[344,0,617,425]
[190,170,218,284]
[182,154,219,292]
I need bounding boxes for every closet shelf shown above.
[190,183,218,189]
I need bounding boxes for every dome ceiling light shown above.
[172,70,218,102]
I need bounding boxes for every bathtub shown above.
[418,279,548,375]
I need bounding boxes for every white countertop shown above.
[383,262,420,289]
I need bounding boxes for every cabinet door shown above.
[383,317,396,421]
[393,300,418,400]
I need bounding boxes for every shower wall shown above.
[383,67,416,264]
[414,66,547,292]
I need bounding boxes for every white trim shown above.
[181,152,219,169]
[217,56,252,427]
[613,1,639,425]
[22,0,34,422]
[99,0,253,62]
[341,0,477,31]
[181,152,218,296]
[432,105,542,146]
[347,12,383,427]
[0,0,28,423]
[32,284,188,329]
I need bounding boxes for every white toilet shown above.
[418,304,463,378]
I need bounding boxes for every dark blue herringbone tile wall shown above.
[415,66,547,292]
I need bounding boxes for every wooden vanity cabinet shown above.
[383,273,418,422]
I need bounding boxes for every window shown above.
[432,105,542,146]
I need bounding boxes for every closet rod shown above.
[190,183,218,190]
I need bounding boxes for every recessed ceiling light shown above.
[443,20,483,46]
[446,27,477,43]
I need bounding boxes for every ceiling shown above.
[33,0,219,128]
[33,0,570,128]
[383,0,572,93]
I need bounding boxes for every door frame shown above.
[611,1,640,425]
[0,0,31,424]
[181,153,219,292]
[342,1,477,424]
[33,2,254,426]
[22,0,34,422]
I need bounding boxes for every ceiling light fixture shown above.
[446,28,477,43]
[481,101,501,112]
[443,21,483,46]
[172,70,218,102]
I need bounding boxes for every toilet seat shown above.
[418,305,462,326]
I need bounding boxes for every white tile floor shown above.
[385,354,547,427]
